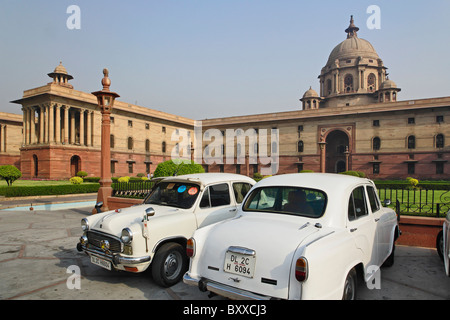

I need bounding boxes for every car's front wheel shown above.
[151,242,188,287]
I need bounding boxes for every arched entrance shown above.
[32,155,39,178]
[70,155,81,177]
[325,130,349,173]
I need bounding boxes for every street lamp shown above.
[92,68,120,211]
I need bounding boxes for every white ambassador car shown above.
[437,211,450,276]
[77,173,255,287]
[184,173,400,300]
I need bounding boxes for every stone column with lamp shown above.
[92,69,120,212]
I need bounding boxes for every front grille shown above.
[86,230,122,253]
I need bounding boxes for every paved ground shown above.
[0,201,449,301]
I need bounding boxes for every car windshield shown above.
[144,181,201,209]
[242,186,327,218]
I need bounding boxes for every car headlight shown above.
[81,218,89,231]
[121,228,133,244]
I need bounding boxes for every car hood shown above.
[89,204,186,237]
[193,212,326,299]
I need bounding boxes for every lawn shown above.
[0,180,72,187]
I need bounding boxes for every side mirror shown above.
[95,202,103,213]
[145,207,155,218]
[383,199,391,206]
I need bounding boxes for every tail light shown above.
[186,238,195,257]
[295,257,308,282]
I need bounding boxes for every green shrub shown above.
[118,176,130,183]
[300,170,314,173]
[0,165,22,186]
[153,160,204,177]
[0,183,100,197]
[70,176,83,184]
[76,171,88,177]
[339,170,366,178]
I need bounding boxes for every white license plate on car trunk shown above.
[91,255,112,270]
[223,251,256,278]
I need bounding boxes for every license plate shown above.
[91,255,112,270]
[223,251,256,278]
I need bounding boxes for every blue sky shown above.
[1,0,449,119]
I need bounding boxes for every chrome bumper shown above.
[183,273,271,300]
[77,243,151,267]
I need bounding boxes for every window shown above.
[367,73,376,92]
[367,186,380,213]
[145,139,150,152]
[436,134,444,148]
[145,123,150,130]
[408,162,415,175]
[200,183,231,208]
[232,183,252,204]
[162,141,166,153]
[243,186,327,218]
[373,137,381,151]
[236,164,241,174]
[146,182,201,209]
[127,137,133,150]
[436,162,444,175]
[437,115,444,123]
[128,162,134,174]
[372,120,380,127]
[372,163,380,175]
[344,74,354,93]
[407,136,416,149]
[110,134,115,148]
[298,140,304,153]
[110,117,115,124]
[111,161,115,174]
[162,126,166,133]
[348,186,368,221]
[408,117,415,124]
[128,120,133,127]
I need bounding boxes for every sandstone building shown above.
[4,17,450,180]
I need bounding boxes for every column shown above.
[44,103,49,143]
[30,107,36,144]
[48,103,54,143]
[63,106,69,144]
[79,108,85,146]
[22,107,28,145]
[39,105,45,144]
[318,139,326,173]
[86,110,92,146]
[55,104,61,143]
[70,109,75,144]
[0,125,4,152]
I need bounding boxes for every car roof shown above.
[255,173,373,194]
[161,173,256,186]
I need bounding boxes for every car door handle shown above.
[350,228,357,232]
[229,208,237,212]
[374,218,380,222]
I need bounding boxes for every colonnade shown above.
[22,103,95,147]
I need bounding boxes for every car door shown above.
[366,185,390,266]
[347,185,379,274]
[194,182,237,228]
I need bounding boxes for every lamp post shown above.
[92,68,120,212]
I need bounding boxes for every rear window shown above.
[243,186,327,218]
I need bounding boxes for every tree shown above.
[0,165,22,186]
[153,160,204,178]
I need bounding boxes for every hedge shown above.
[0,183,100,197]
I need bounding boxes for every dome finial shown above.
[345,15,359,38]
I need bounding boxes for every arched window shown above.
[344,74,353,93]
[127,137,133,150]
[32,155,38,177]
[326,79,332,95]
[298,140,304,153]
[407,136,416,149]
[373,137,381,151]
[367,73,376,92]
[436,134,445,149]
[145,139,150,152]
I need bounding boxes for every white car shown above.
[77,173,255,287]
[184,173,400,300]
[437,210,450,276]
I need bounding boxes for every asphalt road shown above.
[0,205,449,301]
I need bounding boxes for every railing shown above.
[112,180,157,199]
[377,187,450,218]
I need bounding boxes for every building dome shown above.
[380,78,397,89]
[302,87,319,99]
[53,62,68,75]
[326,37,379,66]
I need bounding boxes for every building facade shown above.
[6,17,450,180]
